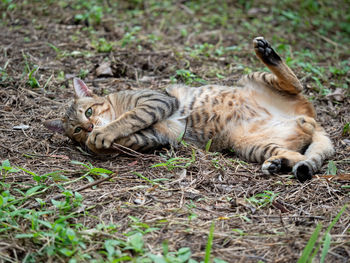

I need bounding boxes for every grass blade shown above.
[297,223,322,263]
[310,204,348,260]
[324,205,347,235]
[320,232,331,263]
[204,221,215,263]
[205,139,212,153]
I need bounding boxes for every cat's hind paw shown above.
[292,161,313,183]
[253,37,282,66]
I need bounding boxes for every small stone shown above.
[13,124,30,130]
[133,198,143,205]
[326,88,345,102]
[96,62,113,77]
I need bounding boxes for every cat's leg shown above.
[293,126,334,182]
[113,127,168,152]
[238,37,302,95]
[237,140,306,174]
[85,127,167,154]
[87,91,178,150]
[261,152,305,175]
[236,130,332,183]
[239,117,317,180]
[254,37,303,94]
[113,118,185,152]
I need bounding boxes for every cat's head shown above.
[44,78,113,145]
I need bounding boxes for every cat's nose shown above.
[87,123,94,132]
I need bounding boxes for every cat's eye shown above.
[85,108,92,118]
[74,127,82,133]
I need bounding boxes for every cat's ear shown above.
[73,78,93,98]
[44,119,65,134]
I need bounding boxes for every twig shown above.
[249,214,325,220]
[75,173,118,191]
[111,143,145,157]
[22,88,63,105]
[312,31,339,47]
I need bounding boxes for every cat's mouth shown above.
[87,123,94,132]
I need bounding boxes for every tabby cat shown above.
[45,37,334,182]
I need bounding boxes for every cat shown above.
[44,37,334,182]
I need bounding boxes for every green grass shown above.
[171,69,207,85]
[152,149,196,171]
[246,191,279,209]
[1,159,230,262]
[297,205,347,263]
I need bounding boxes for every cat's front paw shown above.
[262,158,282,175]
[87,127,116,150]
[261,156,290,175]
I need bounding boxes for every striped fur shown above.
[44,37,334,182]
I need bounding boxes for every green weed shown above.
[148,243,193,263]
[297,205,347,263]
[28,65,40,88]
[232,228,246,237]
[343,123,350,136]
[78,68,89,79]
[1,159,20,176]
[70,160,113,185]
[204,221,215,263]
[73,1,105,26]
[152,149,196,171]
[326,160,337,175]
[2,160,231,262]
[133,172,169,189]
[185,43,234,59]
[1,0,17,11]
[47,42,65,58]
[0,60,11,82]
[57,70,65,82]
[247,191,279,209]
[92,37,114,52]
[22,52,41,88]
[119,26,141,48]
[205,139,212,153]
[171,69,207,85]
[186,200,198,222]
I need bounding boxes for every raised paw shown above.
[253,37,282,66]
[292,161,313,183]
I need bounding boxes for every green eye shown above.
[74,127,82,133]
[85,107,92,118]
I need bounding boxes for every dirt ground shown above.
[0,1,349,262]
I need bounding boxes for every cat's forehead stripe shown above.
[65,104,77,119]
[91,102,105,107]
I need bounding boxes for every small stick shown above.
[74,172,118,192]
[111,143,145,157]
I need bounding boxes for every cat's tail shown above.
[293,126,334,182]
